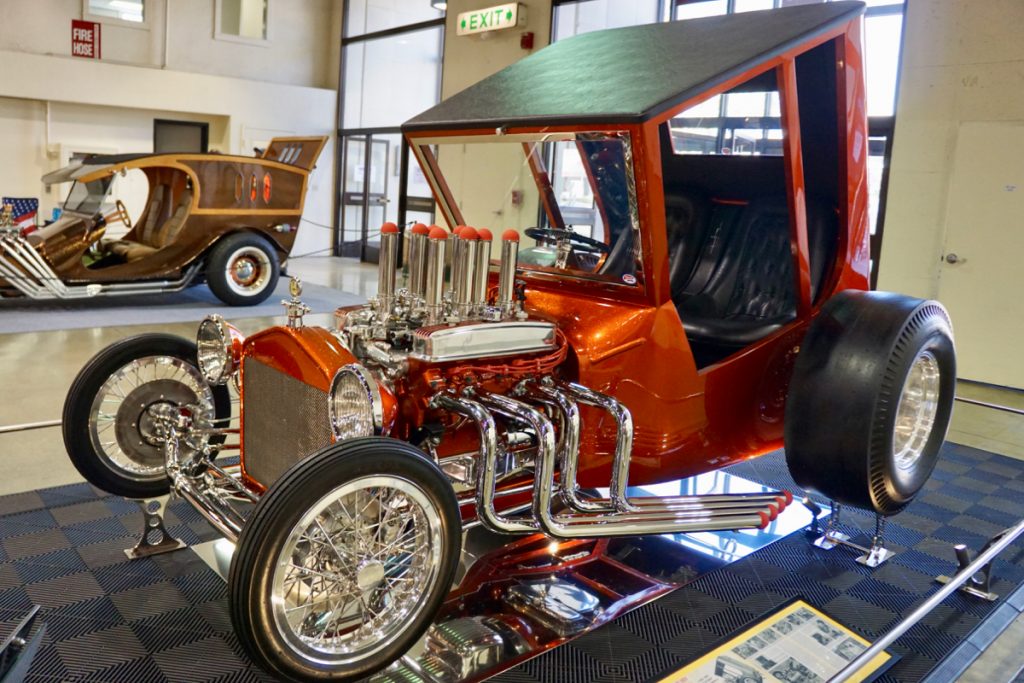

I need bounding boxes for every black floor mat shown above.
[491,442,1024,683]
[1,442,1023,682]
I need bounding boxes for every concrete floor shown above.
[0,255,1022,680]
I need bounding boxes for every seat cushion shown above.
[672,196,837,346]
[104,239,158,262]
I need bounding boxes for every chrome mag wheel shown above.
[226,246,273,297]
[271,475,443,667]
[893,349,942,472]
[88,355,215,481]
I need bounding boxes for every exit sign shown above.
[456,3,526,36]
[71,19,101,59]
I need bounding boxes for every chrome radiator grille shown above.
[242,357,333,486]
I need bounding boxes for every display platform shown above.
[0,442,1022,682]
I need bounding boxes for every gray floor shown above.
[0,255,1021,680]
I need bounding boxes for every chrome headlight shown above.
[196,315,238,385]
[328,364,383,440]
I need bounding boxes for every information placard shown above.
[71,19,101,59]
[658,600,891,683]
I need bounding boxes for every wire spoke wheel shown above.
[272,476,441,664]
[88,356,215,481]
[64,334,232,499]
[230,438,461,682]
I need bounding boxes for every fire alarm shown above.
[520,32,534,50]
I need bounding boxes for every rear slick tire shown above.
[784,291,956,515]
[229,438,461,683]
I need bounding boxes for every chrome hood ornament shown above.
[283,276,310,328]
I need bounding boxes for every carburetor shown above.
[337,223,558,380]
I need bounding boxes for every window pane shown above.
[553,0,659,41]
[219,0,267,39]
[670,91,781,156]
[342,27,443,129]
[864,13,903,116]
[88,0,144,22]
[675,0,728,20]
[734,0,774,11]
[345,0,444,37]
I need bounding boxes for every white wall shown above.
[0,0,340,89]
[878,0,1024,298]
[0,1,342,257]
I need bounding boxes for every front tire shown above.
[206,232,280,306]
[230,438,461,683]
[62,334,231,499]
[785,291,956,515]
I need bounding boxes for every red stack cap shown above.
[428,226,449,240]
[381,222,399,234]
[460,227,480,240]
[453,225,467,236]
[410,223,430,235]
[477,227,493,241]
[502,229,520,242]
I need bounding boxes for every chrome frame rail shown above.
[830,516,1024,682]
[0,232,201,299]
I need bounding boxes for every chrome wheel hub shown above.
[893,349,941,471]
[226,246,271,296]
[271,475,444,666]
[89,357,215,480]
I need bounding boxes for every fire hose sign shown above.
[71,20,101,59]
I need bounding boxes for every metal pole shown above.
[954,395,1024,417]
[830,516,1024,682]
[0,419,60,435]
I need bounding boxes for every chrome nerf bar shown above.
[0,233,200,299]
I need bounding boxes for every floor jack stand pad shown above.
[804,499,896,567]
[123,495,186,560]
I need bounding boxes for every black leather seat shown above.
[666,193,837,347]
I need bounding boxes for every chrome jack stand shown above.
[124,495,186,560]
[935,537,1003,602]
[810,501,895,568]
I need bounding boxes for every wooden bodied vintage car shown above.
[62,4,955,681]
[0,136,326,305]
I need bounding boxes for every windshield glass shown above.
[63,178,113,215]
[416,131,642,287]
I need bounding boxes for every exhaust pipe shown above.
[431,392,538,534]
[497,230,519,315]
[424,226,448,324]
[377,222,399,318]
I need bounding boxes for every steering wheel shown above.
[525,227,610,254]
[103,200,132,229]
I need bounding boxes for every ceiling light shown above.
[431,1,447,10]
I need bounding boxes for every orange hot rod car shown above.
[62,4,955,682]
[1,136,326,306]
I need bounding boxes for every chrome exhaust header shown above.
[433,381,790,540]
[0,232,201,299]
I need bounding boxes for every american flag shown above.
[3,197,38,235]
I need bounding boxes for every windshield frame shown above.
[409,129,646,293]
